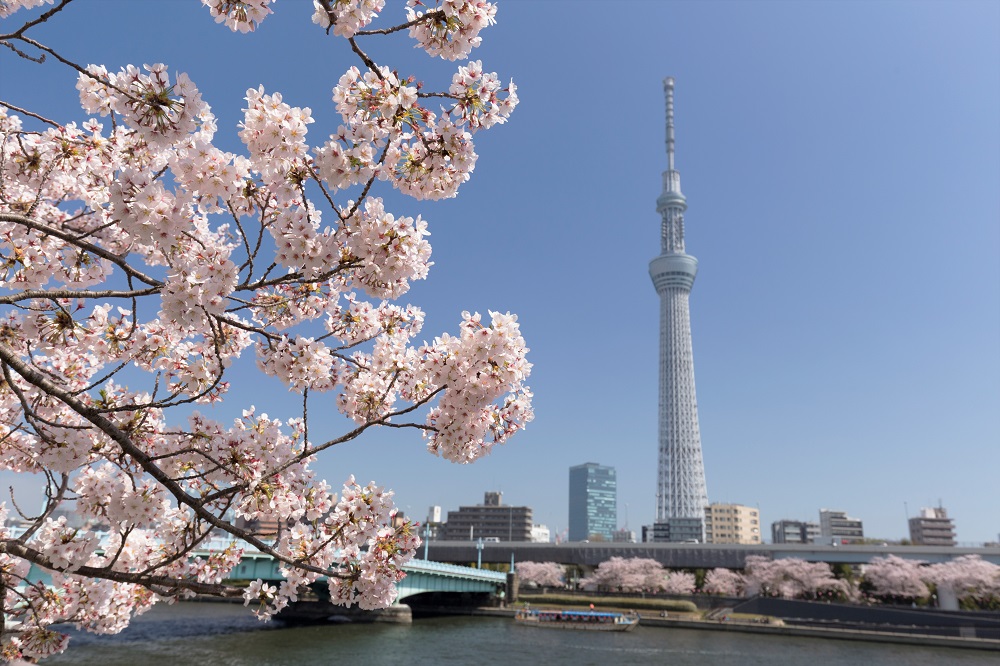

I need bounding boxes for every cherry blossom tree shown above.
[579,557,665,593]
[0,0,529,660]
[742,556,853,601]
[703,567,744,597]
[859,555,930,605]
[859,554,1000,610]
[660,570,696,596]
[922,555,1000,610]
[515,561,564,590]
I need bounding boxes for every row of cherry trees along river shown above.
[0,0,532,661]
[517,555,1000,610]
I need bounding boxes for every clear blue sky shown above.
[2,1,998,544]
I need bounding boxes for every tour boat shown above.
[514,609,640,632]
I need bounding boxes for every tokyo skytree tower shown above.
[648,78,709,542]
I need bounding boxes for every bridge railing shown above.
[404,559,507,581]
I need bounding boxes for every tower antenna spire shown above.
[664,77,676,171]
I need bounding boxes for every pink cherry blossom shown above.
[579,557,666,593]
[516,561,565,589]
[742,556,853,601]
[0,0,54,19]
[861,555,930,602]
[703,567,744,596]
[203,0,274,33]
[406,0,497,61]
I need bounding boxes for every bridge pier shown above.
[369,604,412,624]
[507,572,518,604]
[280,601,413,625]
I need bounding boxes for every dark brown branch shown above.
[0,286,158,306]
[0,37,44,62]
[348,36,382,77]
[0,212,163,287]
[0,539,243,597]
[0,341,350,582]
[355,9,446,36]
[0,99,59,126]
[0,0,75,40]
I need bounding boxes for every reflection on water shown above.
[45,602,998,666]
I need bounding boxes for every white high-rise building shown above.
[649,78,709,543]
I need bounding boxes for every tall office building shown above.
[568,463,617,542]
[648,78,709,542]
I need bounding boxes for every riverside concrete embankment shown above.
[456,607,1000,652]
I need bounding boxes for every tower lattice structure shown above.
[648,78,709,542]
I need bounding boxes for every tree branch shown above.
[0,213,163,287]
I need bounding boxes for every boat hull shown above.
[514,610,639,632]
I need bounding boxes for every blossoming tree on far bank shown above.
[515,561,565,590]
[0,0,530,660]
[579,557,668,593]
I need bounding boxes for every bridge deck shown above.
[420,541,1000,569]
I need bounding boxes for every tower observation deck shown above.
[648,78,709,543]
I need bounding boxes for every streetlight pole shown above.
[476,537,484,569]
[423,523,430,560]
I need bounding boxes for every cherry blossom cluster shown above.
[239,87,314,195]
[661,570,696,595]
[78,63,209,148]
[386,114,477,200]
[515,561,565,589]
[406,0,497,61]
[10,566,160,659]
[448,60,518,131]
[311,0,386,37]
[202,0,274,33]
[856,554,1000,608]
[859,554,930,602]
[421,311,533,463]
[579,557,671,593]
[0,0,527,659]
[918,555,1000,608]
[325,298,425,348]
[321,65,483,201]
[702,567,744,596]
[331,66,418,127]
[741,555,854,601]
[257,335,341,393]
[697,555,1000,608]
[170,138,251,215]
[0,0,54,19]
[319,55,517,203]
[240,476,418,619]
[339,197,431,299]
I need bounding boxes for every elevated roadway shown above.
[423,541,1000,569]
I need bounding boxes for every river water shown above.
[45,602,995,666]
